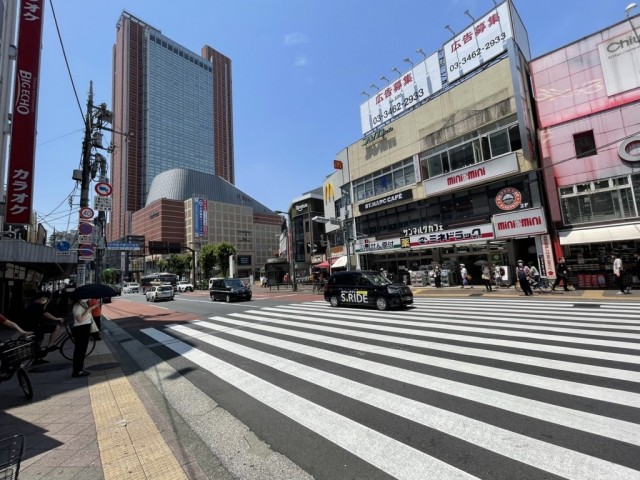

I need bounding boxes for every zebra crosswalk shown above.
[140,298,640,480]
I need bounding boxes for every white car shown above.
[146,285,174,302]
[176,280,194,292]
[122,282,140,294]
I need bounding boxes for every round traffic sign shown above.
[56,241,71,252]
[78,222,93,235]
[78,244,94,257]
[95,182,113,197]
[79,207,94,220]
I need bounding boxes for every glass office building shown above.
[109,12,233,241]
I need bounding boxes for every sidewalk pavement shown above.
[1,286,637,480]
[0,325,206,480]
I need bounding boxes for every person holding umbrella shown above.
[70,298,99,377]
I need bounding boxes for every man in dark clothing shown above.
[552,257,571,291]
[22,292,65,363]
[627,252,640,293]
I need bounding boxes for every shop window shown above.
[449,142,476,170]
[489,130,510,157]
[427,152,444,177]
[573,130,597,158]
[508,125,522,152]
[374,173,393,196]
[481,136,491,160]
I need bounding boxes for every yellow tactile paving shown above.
[580,289,605,299]
[88,370,188,480]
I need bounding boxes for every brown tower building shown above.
[108,12,234,241]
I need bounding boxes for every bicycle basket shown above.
[0,435,25,480]
[0,339,35,372]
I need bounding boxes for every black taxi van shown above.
[323,270,413,311]
[210,278,252,302]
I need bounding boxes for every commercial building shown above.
[109,12,234,241]
[530,14,640,289]
[322,0,550,285]
[128,169,281,280]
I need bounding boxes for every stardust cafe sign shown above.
[5,0,45,224]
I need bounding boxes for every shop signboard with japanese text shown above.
[443,2,513,83]
[354,224,494,254]
[5,0,46,224]
[194,197,208,238]
[359,52,442,135]
[424,152,519,197]
[492,207,547,239]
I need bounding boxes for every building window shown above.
[573,130,597,159]
[559,174,639,225]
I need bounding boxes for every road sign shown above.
[79,207,94,220]
[94,196,112,211]
[106,242,141,251]
[78,244,94,257]
[95,182,112,197]
[78,234,92,244]
[78,222,93,235]
[56,240,71,252]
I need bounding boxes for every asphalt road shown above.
[104,291,640,480]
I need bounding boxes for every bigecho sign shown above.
[5,0,46,224]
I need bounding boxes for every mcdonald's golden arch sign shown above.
[324,183,335,204]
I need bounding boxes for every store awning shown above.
[316,261,330,269]
[558,224,640,245]
[332,256,348,269]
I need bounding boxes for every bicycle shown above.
[514,276,553,293]
[0,435,26,480]
[35,322,96,363]
[0,336,36,399]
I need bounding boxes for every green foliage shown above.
[156,258,168,273]
[213,242,237,277]
[199,242,237,278]
[199,244,217,279]
[101,268,118,285]
[166,253,192,278]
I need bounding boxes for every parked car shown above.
[176,280,194,292]
[146,285,174,302]
[324,270,413,311]
[122,282,140,294]
[210,278,252,303]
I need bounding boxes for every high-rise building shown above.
[109,12,234,241]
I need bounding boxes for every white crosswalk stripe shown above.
[141,298,640,480]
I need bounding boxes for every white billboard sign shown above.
[360,51,442,135]
[493,207,547,239]
[443,2,513,83]
[598,29,640,96]
[424,152,519,197]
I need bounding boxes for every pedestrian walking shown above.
[88,298,102,340]
[626,252,639,293]
[70,299,99,377]
[552,257,571,291]
[460,264,472,289]
[481,264,492,291]
[611,252,628,295]
[433,265,442,288]
[516,260,533,296]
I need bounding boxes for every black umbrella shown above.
[70,283,117,300]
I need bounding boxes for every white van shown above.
[208,277,224,290]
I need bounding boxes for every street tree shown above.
[213,242,237,277]
[199,244,217,279]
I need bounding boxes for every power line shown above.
[48,0,84,122]
[37,128,83,147]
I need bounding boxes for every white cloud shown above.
[293,55,308,67]
[284,32,308,46]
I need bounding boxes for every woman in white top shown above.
[70,299,98,377]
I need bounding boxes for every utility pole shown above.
[76,81,114,285]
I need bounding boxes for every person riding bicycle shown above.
[528,262,540,285]
[21,292,65,364]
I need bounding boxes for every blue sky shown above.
[31,0,635,232]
